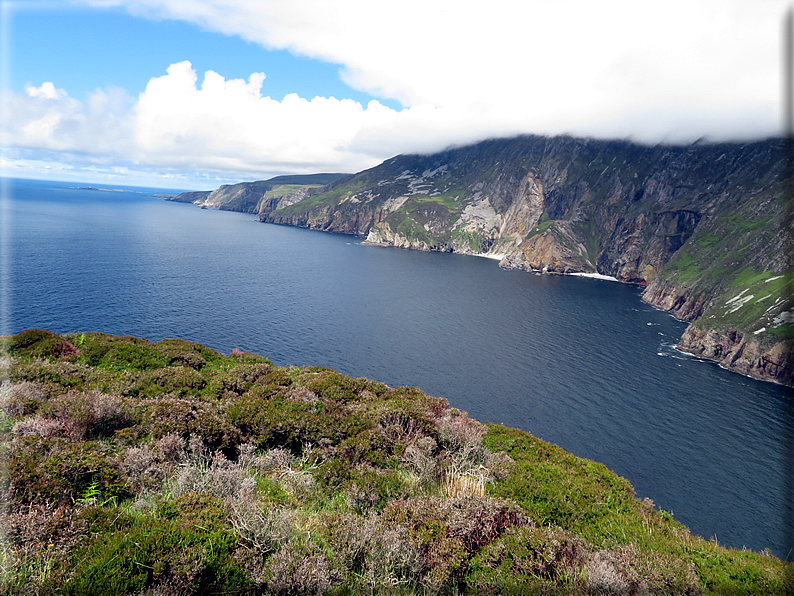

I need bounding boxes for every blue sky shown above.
[0,0,786,190]
[8,5,399,108]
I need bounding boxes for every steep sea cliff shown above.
[174,135,793,385]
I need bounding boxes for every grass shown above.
[0,329,790,595]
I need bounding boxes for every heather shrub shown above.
[8,436,127,505]
[167,452,254,501]
[259,369,294,387]
[346,467,409,513]
[228,488,294,554]
[1,502,90,589]
[241,383,287,400]
[153,338,216,370]
[400,435,440,486]
[120,445,168,494]
[228,397,367,451]
[437,408,487,468]
[78,334,167,371]
[0,380,54,416]
[380,496,529,592]
[5,328,78,360]
[45,390,134,440]
[285,384,319,402]
[302,370,363,402]
[145,397,241,452]
[337,428,395,467]
[329,513,422,591]
[379,411,435,449]
[228,363,273,384]
[58,508,247,596]
[468,525,587,593]
[203,373,247,400]
[263,541,337,596]
[583,545,701,595]
[10,360,94,389]
[11,415,65,438]
[129,367,207,398]
[228,349,270,365]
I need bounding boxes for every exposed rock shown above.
[678,325,793,386]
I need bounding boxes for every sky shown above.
[0,0,788,190]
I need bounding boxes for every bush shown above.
[467,525,587,593]
[8,436,127,505]
[4,329,79,360]
[77,334,167,371]
[328,513,421,591]
[0,381,54,417]
[57,509,247,596]
[128,367,207,398]
[263,541,337,596]
[166,449,254,502]
[9,361,95,389]
[153,338,216,370]
[144,398,241,453]
[44,390,134,440]
[228,397,367,452]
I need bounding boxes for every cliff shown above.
[259,136,793,386]
[180,135,793,385]
[0,329,788,594]
[167,173,349,214]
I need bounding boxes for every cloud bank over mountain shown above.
[2,0,785,186]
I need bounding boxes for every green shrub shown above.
[346,468,409,512]
[77,334,167,371]
[8,436,127,505]
[468,525,588,594]
[4,329,79,360]
[144,398,241,453]
[57,509,247,596]
[228,397,368,452]
[153,338,218,370]
[127,366,207,398]
[10,361,95,389]
[228,363,273,384]
[203,374,247,400]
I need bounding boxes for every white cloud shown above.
[24,81,66,99]
[78,0,784,142]
[4,0,788,185]
[132,61,400,172]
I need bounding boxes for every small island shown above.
[0,329,788,594]
[77,187,141,193]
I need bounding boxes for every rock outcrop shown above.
[678,325,793,386]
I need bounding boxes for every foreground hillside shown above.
[0,330,789,595]
[175,135,793,386]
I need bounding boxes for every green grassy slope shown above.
[0,330,789,595]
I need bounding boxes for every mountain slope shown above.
[169,173,350,214]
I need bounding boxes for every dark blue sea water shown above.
[3,177,793,558]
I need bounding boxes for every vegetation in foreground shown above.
[0,329,789,595]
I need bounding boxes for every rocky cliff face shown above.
[198,135,793,385]
[678,326,793,386]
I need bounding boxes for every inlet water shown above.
[4,177,792,558]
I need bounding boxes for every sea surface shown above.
[3,177,793,558]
